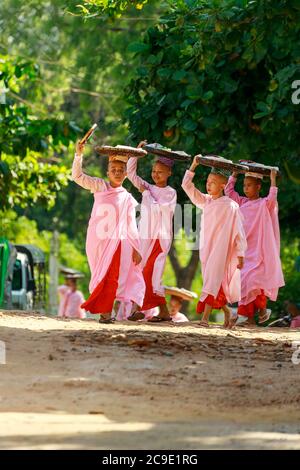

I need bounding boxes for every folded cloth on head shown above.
[109,155,128,164]
[157,156,174,168]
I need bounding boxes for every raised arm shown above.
[126,157,150,192]
[235,211,247,256]
[265,169,278,210]
[181,156,210,208]
[224,173,247,206]
[233,208,247,269]
[71,141,106,192]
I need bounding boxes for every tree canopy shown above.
[1,0,299,311]
[0,56,79,209]
[125,0,300,225]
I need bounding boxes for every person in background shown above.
[58,274,86,319]
[288,302,300,328]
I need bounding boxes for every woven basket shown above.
[164,286,198,302]
[239,160,280,177]
[95,145,147,158]
[144,143,191,161]
[198,155,249,173]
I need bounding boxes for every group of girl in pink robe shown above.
[72,150,284,325]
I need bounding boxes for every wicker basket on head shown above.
[164,286,198,302]
[239,159,280,177]
[95,145,147,158]
[198,155,249,173]
[144,143,191,161]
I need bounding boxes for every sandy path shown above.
[0,311,300,449]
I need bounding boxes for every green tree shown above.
[124,0,300,292]
[73,0,149,18]
[0,0,163,238]
[0,56,79,210]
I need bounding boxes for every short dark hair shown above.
[170,295,183,305]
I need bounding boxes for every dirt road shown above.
[0,311,299,449]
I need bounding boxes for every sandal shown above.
[99,316,115,324]
[128,311,145,321]
[238,319,256,327]
[198,320,210,328]
[258,310,271,324]
[148,315,171,323]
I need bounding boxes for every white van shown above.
[11,251,35,310]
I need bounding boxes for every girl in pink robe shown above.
[225,169,285,325]
[126,146,177,322]
[58,284,86,319]
[72,141,145,323]
[182,156,247,327]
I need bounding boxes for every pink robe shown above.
[130,307,189,323]
[127,157,177,299]
[291,315,300,328]
[171,311,189,323]
[72,154,145,308]
[225,176,285,305]
[58,285,86,319]
[182,170,247,304]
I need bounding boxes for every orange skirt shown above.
[197,285,227,313]
[81,243,121,314]
[141,239,166,311]
[238,291,267,318]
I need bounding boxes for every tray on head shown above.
[239,160,280,177]
[164,286,198,302]
[198,155,249,173]
[144,143,191,161]
[95,145,147,158]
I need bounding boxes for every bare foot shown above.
[222,305,231,329]
[158,303,171,320]
[198,319,210,328]
[228,313,239,329]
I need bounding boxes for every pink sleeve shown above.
[72,154,106,192]
[265,186,278,210]
[234,211,247,257]
[225,176,247,206]
[127,196,142,256]
[126,157,150,191]
[181,170,209,208]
